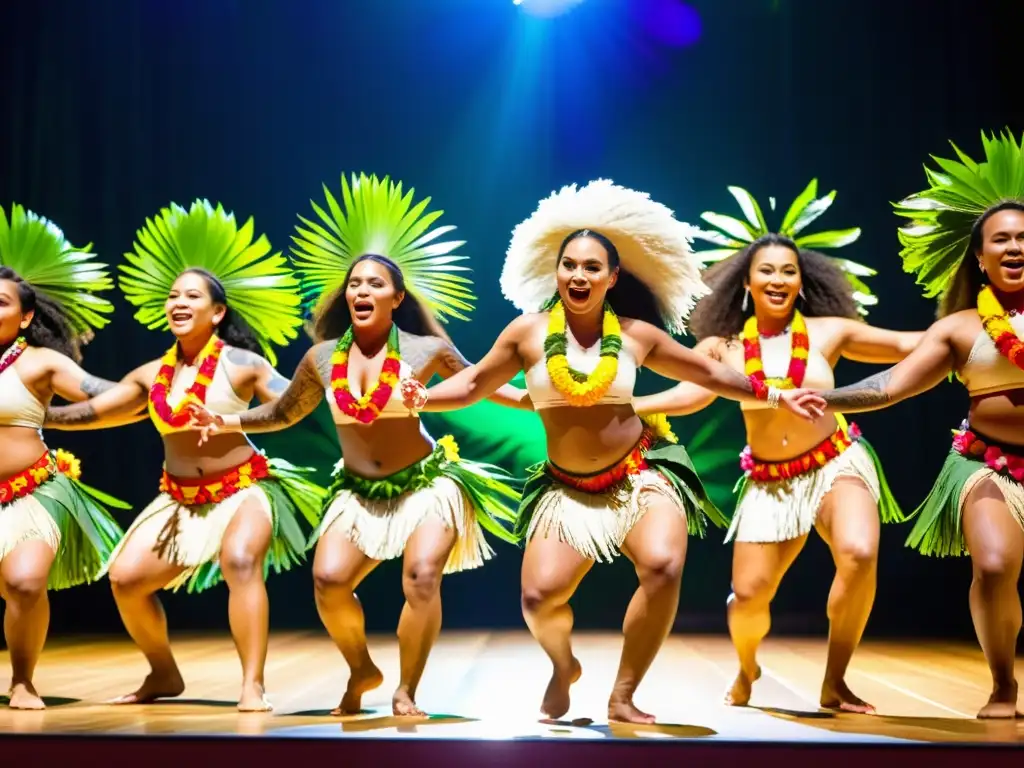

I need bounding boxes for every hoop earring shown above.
[741,288,750,312]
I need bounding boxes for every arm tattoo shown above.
[46,402,99,426]
[312,343,334,386]
[819,369,894,409]
[236,354,323,432]
[80,375,116,398]
[397,330,442,376]
[439,345,471,374]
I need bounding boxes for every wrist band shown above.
[767,386,781,409]
[749,375,769,401]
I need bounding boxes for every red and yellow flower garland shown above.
[548,428,658,493]
[742,310,809,391]
[978,285,1024,371]
[0,449,82,504]
[330,325,402,424]
[951,420,1024,482]
[149,335,225,430]
[0,336,28,377]
[160,452,270,506]
[545,300,622,407]
[739,415,861,482]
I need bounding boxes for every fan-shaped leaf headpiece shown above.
[690,180,877,314]
[290,172,475,322]
[118,199,303,366]
[0,203,116,337]
[895,129,1024,301]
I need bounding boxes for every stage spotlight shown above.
[514,0,587,18]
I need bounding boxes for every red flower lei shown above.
[329,325,402,424]
[977,286,1024,372]
[0,336,28,378]
[149,335,225,430]
[741,311,810,393]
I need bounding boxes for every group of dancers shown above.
[1,129,1023,722]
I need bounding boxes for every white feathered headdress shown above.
[500,179,709,334]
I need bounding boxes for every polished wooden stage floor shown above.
[2,630,1023,750]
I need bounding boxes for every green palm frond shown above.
[895,128,1024,299]
[675,405,743,511]
[0,203,116,336]
[290,172,475,323]
[690,180,875,314]
[119,199,303,366]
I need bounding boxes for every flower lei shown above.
[977,286,1024,372]
[742,310,809,391]
[160,452,270,506]
[330,324,402,424]
[951,420,1024,482]
[0,449,82,504]
[739,416,861,482]
[0,336,28,377]
[545,300,621,407]
[149,335,225,430]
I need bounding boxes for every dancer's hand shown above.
[780,388,826,420]
[400,378,428,413]
[187,403,225,445]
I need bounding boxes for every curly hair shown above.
[180,268,263,355]
[688,233,861,341]
[938,200,1024,318]
[309,254,452,344]
[0,266,86,361]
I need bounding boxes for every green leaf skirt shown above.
[0,450,128,591]
[309,437,520,575]
[515,439,727,564]
[100,454,326,594]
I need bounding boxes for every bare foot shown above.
[608,696,656,724]
[541,657,582,720]
[820,678,875,714]
[107,669,185,705]
[725,665,761,706]
[238,682,273,712]
[8,682,45,710]
[977,683,1021,719]
[392,685,426,717]
[331,663,384,716]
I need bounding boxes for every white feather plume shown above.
[500,179,709,334]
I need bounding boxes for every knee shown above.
[313,565,353,599]
[521,582,564,616]
[220,547,264,584]
[636,552,685,591]
[3,572,47,604]
[834,541,878,575]
[730,576,775,608]
[402,560,443,605]
[108,561,147,598]
[972,549,1019,590]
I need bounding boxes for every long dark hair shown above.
[938,200,1024,318]
[0,266,84,361]
[556,229,666,330]
[180,267,262,354]
[688,233,861,341]
[309,254,451,343]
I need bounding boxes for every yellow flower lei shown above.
[977,285,1024,371]
[545,300,621,407]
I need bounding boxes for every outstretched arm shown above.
[413,319,527,413]
[44,359,151,430]
[194,346,327,435]
[633,336,722,417]
[434,342,533,411]
[224,347,292,404]
[819,320,955,413]
[834,319,926,365]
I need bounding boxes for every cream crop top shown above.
[327,359,416,425]
[0,364,46,429]
[961,313,1024,397]
[740,329,834,411]
[525,326,637,410]
[151,356,250,435]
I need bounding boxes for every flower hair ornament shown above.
[500,178,709,335]
[0,202,117,341]
[893,128,1024,302]
[119,199,303,366]
[691,179,878,315]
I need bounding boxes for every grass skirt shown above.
[0,450,128,591]
[100,454,324,593]
[906,423,1024,557]
[516,438,727,563]
[309,436,519,574]
[728,430,903,544]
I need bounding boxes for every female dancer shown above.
[634,182,918,713]
[189,173,530,717]
[399,179,824,724]
[43,199,322,712]
[814,130,1024,718]
[0,203,128,709]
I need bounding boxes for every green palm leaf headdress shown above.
[690,180,877,315]
[119,199,303,366]
[0,202,116,337]
[289,172,475,322]
[894,129,1024,301]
